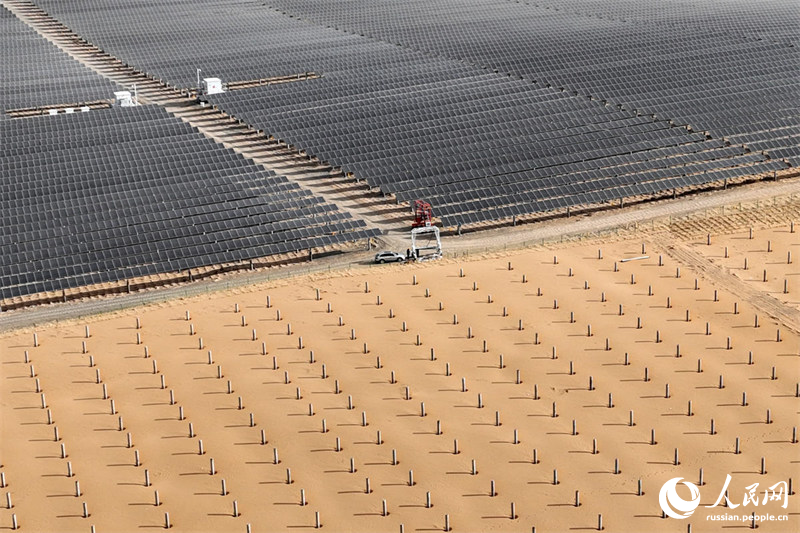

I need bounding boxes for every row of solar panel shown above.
[3,217,368,273]
[405,145,755,207]
[4,123,207,151]
[2,103,184,131]
[438,159,785,228]
[1,177,302,208]
[3,187,321,227]
[394,137,732,198]
[2,200,338,245]
[3,197,338,245]
[0,229,378,300]
[432,155,772,219]
[521,0,799,43]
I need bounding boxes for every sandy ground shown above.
[687,226,800,313]
[1,224,799,533]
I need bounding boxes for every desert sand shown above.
[1,223,798,532]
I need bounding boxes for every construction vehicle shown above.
[411,200,433,228]
[410,200,441,261]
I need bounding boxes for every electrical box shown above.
[114,91,135,107]
[203,78,225,95]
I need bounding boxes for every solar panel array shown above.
[210,71,781,228]
[0,105,379,300]
[0,5,119,115]
[260,0,800,164]
[33,0,371,88]
[29,0,792,230]
[524,0,800,44]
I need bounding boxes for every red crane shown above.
[412,200,433,228]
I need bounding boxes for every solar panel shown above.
[0,106,378,300]
[0,6,119,115]
[2,0,796,301]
